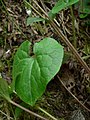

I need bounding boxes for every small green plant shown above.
[51,0,79,14]
[0,37,64,119]
[11,37,64,106]
[25,0,79,48]
[50,0,79,48]
[1,0,90,119]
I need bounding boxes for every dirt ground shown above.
[0,0,90,120]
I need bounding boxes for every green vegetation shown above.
[11,38,64,106]
[0,0,90,119]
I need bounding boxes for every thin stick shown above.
[32,0,90,76]
[24,0,44,19]
[38,107,58,120]
[57,75,90,112]
[10,100,48,120]
[0,110,13,120]
[39,0,47,12]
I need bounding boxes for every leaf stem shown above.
[10,100,48,120]
[38,106,58,120]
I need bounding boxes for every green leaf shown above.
[48,10,56,20]
[52,0,79,14]
[82,55,90,60]
[15,102,29,118]
[12,38,64,106]
[11,41,31,92]
[79,0,90,14]
[83,43,90,55]
[26,17,44,26]
[79,13,88,19]
[0,78,10,101]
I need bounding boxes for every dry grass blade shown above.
[32,0,90,76]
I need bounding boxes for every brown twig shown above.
[0,110,13,120]
[32,0,90,76]
[10,100,48,120]
[39,0,47,13]
[57,75,90,112]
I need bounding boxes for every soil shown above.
[0,0,90,120]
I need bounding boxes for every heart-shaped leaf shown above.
[12,38,64,106]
